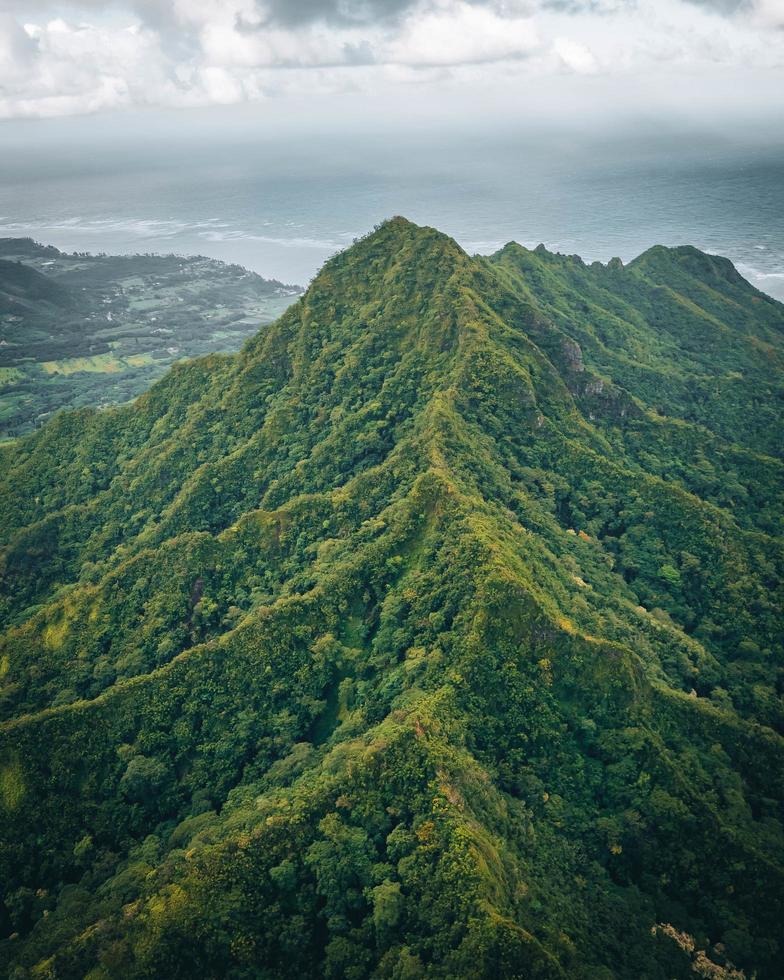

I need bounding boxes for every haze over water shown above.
[2,122,783,299]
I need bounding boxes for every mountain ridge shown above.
[0,217,782,979]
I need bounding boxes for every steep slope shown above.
[0,218,782,979]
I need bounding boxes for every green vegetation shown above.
[0,239,302,440]
[0,218,782,979]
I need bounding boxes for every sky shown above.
[0,0,783,125]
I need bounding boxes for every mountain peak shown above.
[286,215,470,348]
[630,242,744,283]
[348,214,465,257]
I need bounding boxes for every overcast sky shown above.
[0,0,782,124]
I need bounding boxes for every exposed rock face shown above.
[562,337,585,372]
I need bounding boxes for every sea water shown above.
[1,123,782,299]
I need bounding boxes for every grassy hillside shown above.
[0,239,301,440]
[0,218,781,979]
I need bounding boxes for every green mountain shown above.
[0,239,301,440]
[0,218,782,979]
[0,258,76,318]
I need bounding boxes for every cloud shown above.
[387,3,541,65]
[683,0,784,23]
[261,0,416,26]
[751,0,784,27]
[682,0,748,13]
[542,0,629,11]
[552,35,597,71]
[0,0,782,118]
[0,18,172,119]
[0,15,37,82]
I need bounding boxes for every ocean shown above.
[1,123,783,299]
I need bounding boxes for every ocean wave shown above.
[462,239,506,253]
[197,228,345,251]
[0,216,234,239]
[0,214,346,253]
[736,261,784,281]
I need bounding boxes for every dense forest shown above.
[0,239,301,440]
[0,217,782,979]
